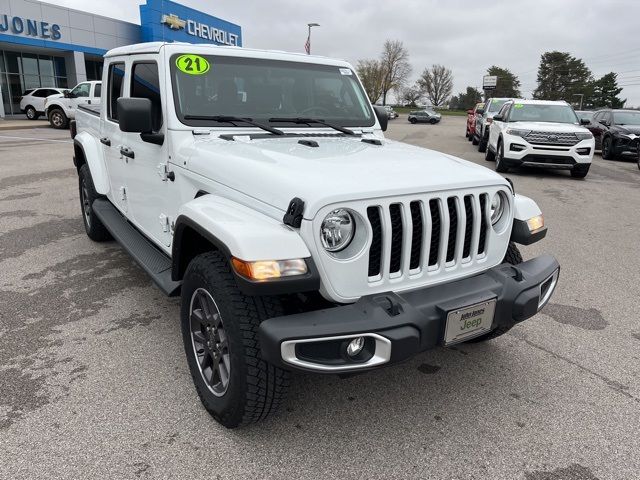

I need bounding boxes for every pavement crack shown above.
[519,336,638,404]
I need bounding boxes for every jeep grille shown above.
[366,193,490,280]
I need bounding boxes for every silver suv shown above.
[475,97,511,152]
[408,109,441,124]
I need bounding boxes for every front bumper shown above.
[259,255,559,373]
[502,136,593,168]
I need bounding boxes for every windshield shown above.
[488,99,507,113]
[170,54,374,128]
[509,104,579,124]
[613,111,640,125]
[576,111,593,121]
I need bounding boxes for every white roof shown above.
[105,42,351,67]
[509,99,570,106]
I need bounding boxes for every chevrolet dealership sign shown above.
[160,12,240,46]
[142,0,242,47]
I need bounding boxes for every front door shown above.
[67,82,92,114]
[122,58,173,247]
[102,62,128,214]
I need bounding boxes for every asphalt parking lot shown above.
[1,119,639,480]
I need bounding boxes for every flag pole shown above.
[306,23,319,55]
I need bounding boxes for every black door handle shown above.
[87,100,91,104]
[100,137,111,146]
[120,147,134,159]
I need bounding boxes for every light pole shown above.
[572,93,584,110]
[306,23,319,55]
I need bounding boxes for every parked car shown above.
[475,97,511,152]
[575,110,594,124]
[19,87,66,120]
[408,109,441,124]
[466,102,484,143]
[74,42,558,428]
[586,109,640,159]
[385,105,399,119]
[44,80,101,129]
[485,99,593,178]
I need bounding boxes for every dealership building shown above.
[0,0,242,116]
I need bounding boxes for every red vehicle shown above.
[465,102,484,145]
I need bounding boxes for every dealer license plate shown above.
[444,299,497,345]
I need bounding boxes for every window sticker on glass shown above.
[514,103,524,109]
[339,68,352,76]
[176,54,210,75]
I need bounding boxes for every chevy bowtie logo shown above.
[161,13,186,30]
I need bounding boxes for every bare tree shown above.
[356,59,385,104]
[417,64,453,107]
[399,84,422,106]
[379,40,412,105]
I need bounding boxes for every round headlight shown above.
[320,209,355,252]
[490,192,505,225]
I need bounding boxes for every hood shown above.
[184,134,509,218]
[617,125,640,135]
[508,121,589,133]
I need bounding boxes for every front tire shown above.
[485,143,496,161]
[570,164,590,178]
[48,108,68,129]
[466,243,523,343]
[601,136,615,160]
[181,251,290,429]
[429,118,437,124]
[409,118,417,124]
[78,164,112,242]
[495,141,509,173]
[478,131,488,152]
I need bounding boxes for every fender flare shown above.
[74,133,109,195]
[171,195,319,295]
[511,194,546,245]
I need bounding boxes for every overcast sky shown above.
[52,0,640,106]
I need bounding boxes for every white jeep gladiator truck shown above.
[73,42,559,428]
[45,80,101,129]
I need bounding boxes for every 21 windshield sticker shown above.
[176,54,211,75]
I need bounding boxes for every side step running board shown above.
[92,199,181,296]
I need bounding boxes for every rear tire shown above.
[429,118,437,124]
[25,106,38,120]
[48,108,68,129]
[466,243,523,343]
[570,164,590,178]
[78,164,112,242]
[472,135,479,145]
[181,251,290,429]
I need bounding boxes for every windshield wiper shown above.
[183,115,284,136]
[268,117,356,135]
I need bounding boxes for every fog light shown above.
[346,337,365,357]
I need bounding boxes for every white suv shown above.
[485,99,594,178]
[19,87,66,120]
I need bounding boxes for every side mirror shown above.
[476,108,485,115]
[64,91,72,98]
[373,105,388,132]
[599,119,609,126]
[493,114,504,122]
[467,109,474,115]
[580,118,590,125]
[117,97,153,133]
